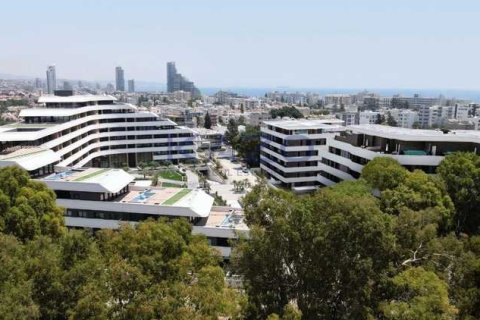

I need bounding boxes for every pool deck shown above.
[118,188,192,206]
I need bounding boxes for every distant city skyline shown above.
[1,0,480,89]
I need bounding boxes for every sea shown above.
[199,87,480,102]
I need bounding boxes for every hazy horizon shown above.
[2,0,480,90]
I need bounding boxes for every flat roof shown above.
[0,147,61,171]
[347,124,480,142]
[38,94,117,103]
[263,119,344,130]
[42,168,134,193]
[202,209,248,230]
[116,187,214,217]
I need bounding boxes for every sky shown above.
[1,0,480,90]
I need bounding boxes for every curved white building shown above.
[0,93,196,176]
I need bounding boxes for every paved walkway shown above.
[185,169,200,189]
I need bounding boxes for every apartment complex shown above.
[261,119,480,190]
[40,167,247,257]
[260,119,345,192]
[0,92,196,176]
[323,124,480,184]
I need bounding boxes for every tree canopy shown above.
[204,112,212,129]
[270,106,304,119]
[234,153,480,319]
[0,167,243,319]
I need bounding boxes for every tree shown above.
[204,112,212,129]
[138,162,149,178]
[0,166,65,241]
[224,118,239,148]
[379,267,457,319]
[270,106,303,119]
[437,152,480,234]
[240,103,245,114]
[234,181,396,319]
[236,125,261,167]
[386,112,398,127]
[361,157,408,191]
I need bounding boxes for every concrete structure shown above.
[40,168,247,257]
[193,128,223,150]
[0,93,196,176]
[389,109,419,128]
[127,79,135,93]
[261,119,480,191]
[260,119,345,192]
[339,112,358,126]
[166,62,200,98]
[359,111,382,125]
[46,65,56,94]
[324,124,480,184]
[115,66,125,91]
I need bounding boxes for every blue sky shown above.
[1,0,479,89]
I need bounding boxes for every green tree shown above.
[270,106,304,119]
[225,118,239,148]
[379,267,457,319]
[0,166,65,241]
[236,125,261,167]
[386,112,398,127]
[234,181,396,319]
[204,112,212,129]
[361,157,408,191]
[437,152,480,234]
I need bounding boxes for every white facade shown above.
[0,94,196,176]
[359,111,381,125]
[389,109,419,128]
[261,120,480,191]
[260,119,346,192]
[39,168,247,257]
[321,124,480,185]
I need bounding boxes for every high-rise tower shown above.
[46,65,56,94]
[115,66,125,91]
[166,62,200,98]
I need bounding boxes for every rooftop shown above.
[42,168,134,193]
[347,124,480,142]
[201,209,248,230]
[0,147,61,171]
[263,119,345,130]
[38,94,117,104]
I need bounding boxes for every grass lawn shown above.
[160,182,186,188]
[74,168,110,182]
[162,189,191,205]
[158,170,184,181]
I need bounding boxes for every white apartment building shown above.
[324,94,352,106]
[261,120,480,191]
[359,111,382,124]
[323,124,480,185]
[260,119,345,192]
[388,109,419,128]
[40,168,247,257]
[0,93,196,176]
[340,112,358,126]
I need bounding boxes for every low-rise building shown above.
[40,167,247,257]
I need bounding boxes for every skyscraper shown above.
[115,66,125,91]
[166,62,201,98]
[128,79,135,93]
[46,65,56,94]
